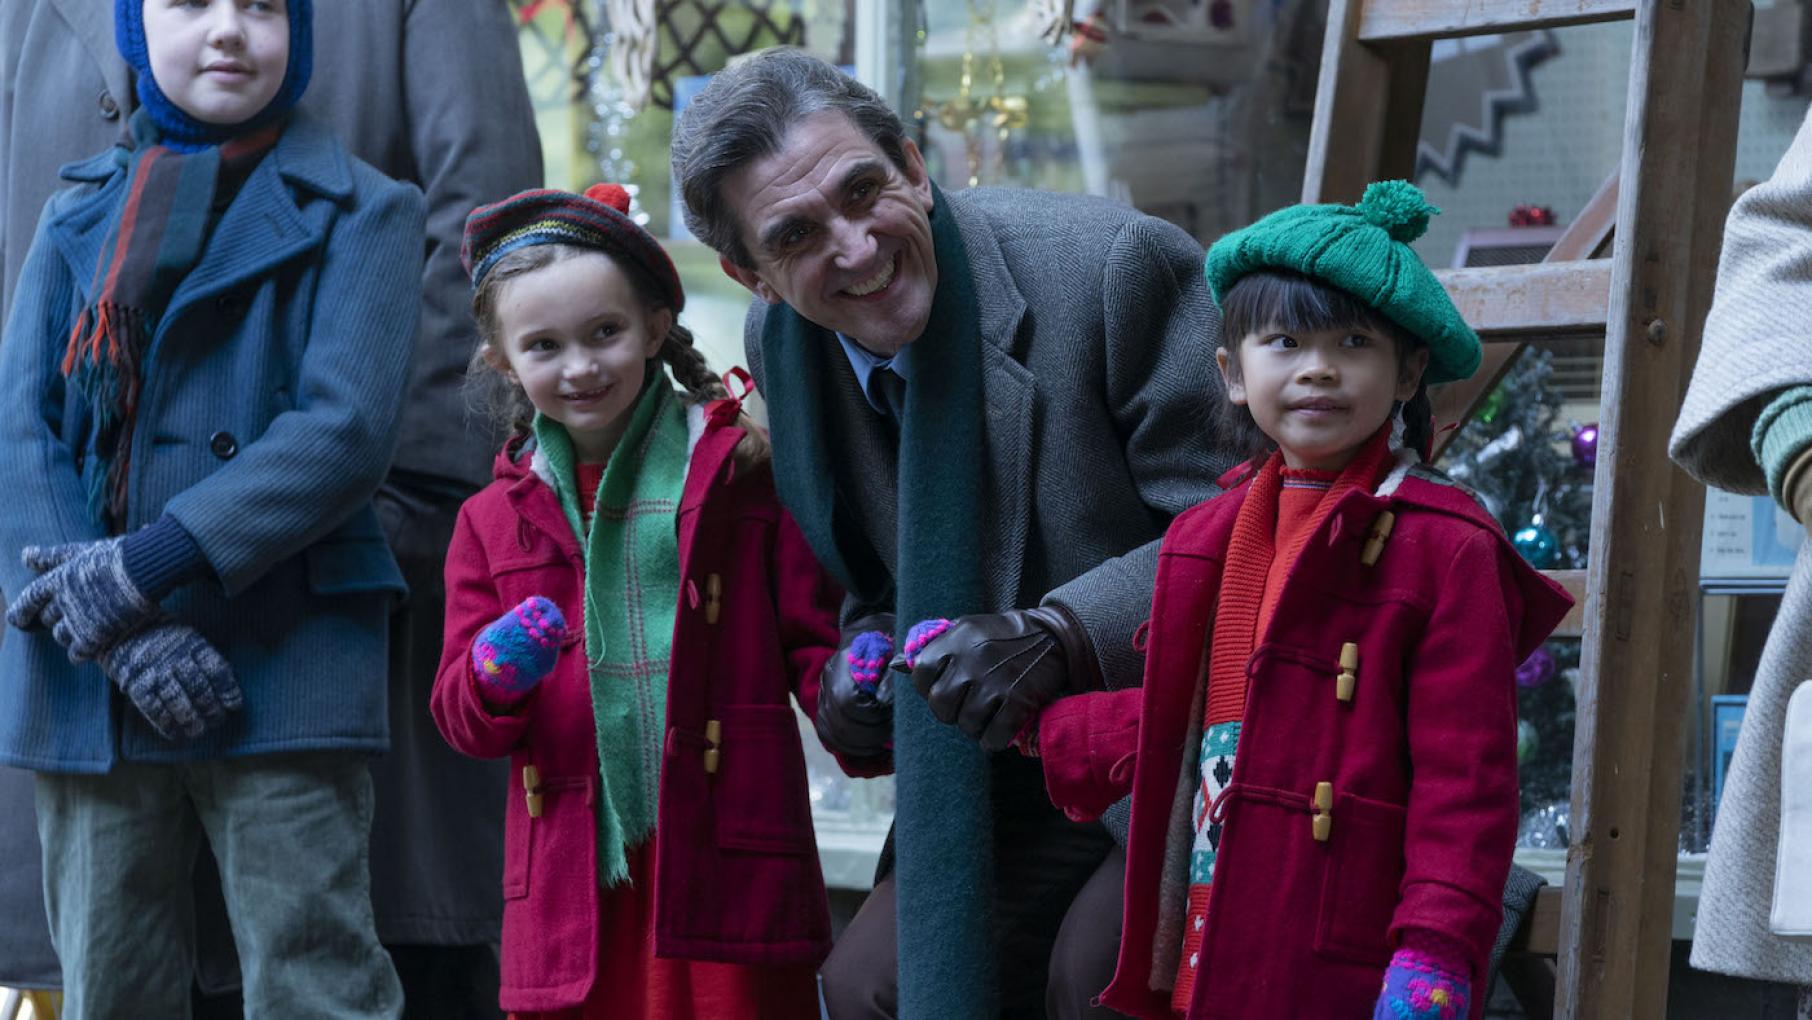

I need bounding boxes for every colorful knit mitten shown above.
[896,618,953,671]
[1372,930,1471,1020]
[846,630,894,696]
[471,596,567,707]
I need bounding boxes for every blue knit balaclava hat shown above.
[116,0,313,151]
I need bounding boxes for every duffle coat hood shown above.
[1037,455,1573,1020]
[430,399,842,1013]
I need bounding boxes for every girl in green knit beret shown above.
[1004,181,1573,1020]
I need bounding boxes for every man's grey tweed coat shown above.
[1671,107,1812,989]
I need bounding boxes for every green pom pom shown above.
[1358,180,1438,243]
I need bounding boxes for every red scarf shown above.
[1205,427,1395,726]
[1173,427,1395,1013]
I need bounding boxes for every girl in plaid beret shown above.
[432,184,846,1017]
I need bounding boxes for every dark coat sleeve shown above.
[382,0,544,494]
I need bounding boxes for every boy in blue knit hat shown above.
[0,1,420,1014]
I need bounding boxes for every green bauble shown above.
[1517,719,1540,765]
[1478,388,1505,425]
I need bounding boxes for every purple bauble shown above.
[1516,647,1557,688]
[1572,423,1600,469]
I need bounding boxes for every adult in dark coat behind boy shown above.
[672,49,1236,1019]
[0,1,541,1010]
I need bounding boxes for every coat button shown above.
[522,764,543,819]
[208,431,238,459]
[1312,781,1334,842]
[704,718,723,774]
[1360,510,1396,566]
[1336,642,1359,703]
[98,91,119,121]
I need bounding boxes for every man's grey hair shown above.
[670,48,910,269]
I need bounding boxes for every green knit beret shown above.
[1205,180,1482,385]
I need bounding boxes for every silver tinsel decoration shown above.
[585,4,648,224]
[1518,800,1570,849]
[1474,423,1523,467]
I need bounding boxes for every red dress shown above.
[510,843,816,1020]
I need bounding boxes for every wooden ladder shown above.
[1300,2,1750,1017]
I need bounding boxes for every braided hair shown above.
[654,319,771,468]
[469,243,770,469]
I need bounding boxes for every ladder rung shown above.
[1437,261,1611,340]
[1542,569,1587,638]
[1507,885,1564,955]
[1359,0,1636,42]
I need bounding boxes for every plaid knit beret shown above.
[1205,180,1481,385]
[461,183,685,312]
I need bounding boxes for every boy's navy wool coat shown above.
[0,113,424,770]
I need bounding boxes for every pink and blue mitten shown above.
[896,618,953,671]
[846,630,893,701]
[1372,930,1471,1020]
[471,596,567,708]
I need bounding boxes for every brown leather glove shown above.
[1785,444,1812,532]
[813,613,896,767]
[894,604,1103,753]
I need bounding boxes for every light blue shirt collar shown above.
[836,332,911,418]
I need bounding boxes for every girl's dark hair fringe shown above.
[1217,269,1435,467]
[468,243,770,471]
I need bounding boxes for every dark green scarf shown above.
[761,184,995,1017]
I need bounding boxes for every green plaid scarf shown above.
[532,375,688,887]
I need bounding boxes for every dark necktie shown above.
[875,366,908,425]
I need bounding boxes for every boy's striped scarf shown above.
[62,111,280,530]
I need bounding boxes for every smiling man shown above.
[672,49,1238,1020]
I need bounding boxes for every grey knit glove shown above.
[6,538,158,663]
[97,617,243,740]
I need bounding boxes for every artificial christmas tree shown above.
[1442,346,1589,830]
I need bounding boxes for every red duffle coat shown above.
[430,400,843,1013]
[1038,458,1573,1020]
